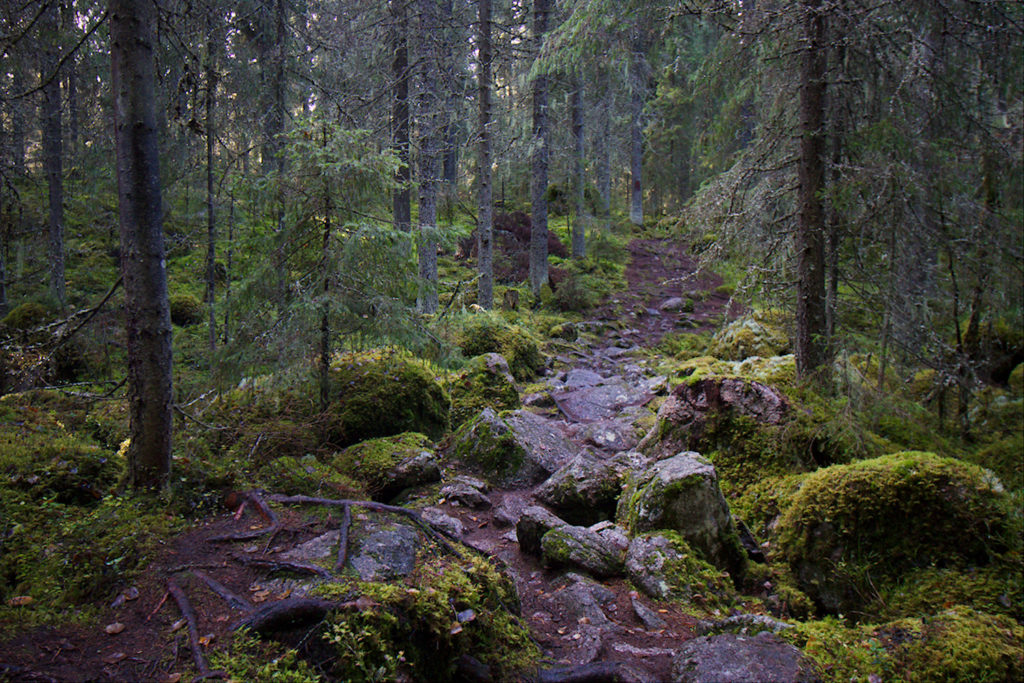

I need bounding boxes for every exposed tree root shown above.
[538,662,653,683]
[334,502,351,573]
[231,597,359,634]
[209,491,281,543]
[231,554,333,579]
[190,570,252,612]
[166,577,227,682]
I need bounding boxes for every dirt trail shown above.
[0,236,731,683]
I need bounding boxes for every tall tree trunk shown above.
[628,26,645,227]
[390,0,411,236]
[795,0,828,378]
[530,0,551,297]
[571,73,586,259]
[61,0,79,162]
[319,125,332,413]
[41,2,66,309]
[476,0,494,309]
[440,0,459,199]
[416,0,440,314]
[596,66,611,217]
[110,0,174,491]
[10,63,27,176]
[205,9,218,351]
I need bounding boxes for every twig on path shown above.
[334,503,351,573]
[145,590,169,622]
[166,577,227,682]
[230,554,333,579]
[190,571,253,612]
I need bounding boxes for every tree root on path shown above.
[190,570,252,611]
[231,554,333,579]
[230,596,373,635]
[166,577,227,682]
[334,502,351,573]
[537,661,653,683]
[209,491,281,543]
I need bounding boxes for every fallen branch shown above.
[334,503,351,573]
[145,590,169,622]
[166,577,227,682]
[191,571,253,612]
[231,554,332,579]
[264,493,460,556]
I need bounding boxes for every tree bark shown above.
[61,0,79,162]
[596,66,611,217]
[416,0,441,314]
[390,0,411,236]
[795,0,828,378]
[476,0,494,309]
[41,1,66,309]
[205,8,218,351]
[110,0,174,491]
[530,0,551,297]
[571,73,586,259]
[629,26,645,227]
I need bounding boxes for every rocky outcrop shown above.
[541,524,626,578]
[617,452,746,578]
[535,454,623,525]
[449,408,580,488]
[671,632,820,683]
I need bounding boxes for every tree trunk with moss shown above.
[529,0,551,297]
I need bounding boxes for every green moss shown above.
[257,454,363,498]
[1009,363,1024,396]
[708,311,790,360]
[208,631,321,683]
[784,607,1024,683]
[449,355,521,429]
[169,292,204,326]
[324,350,451,445]
[314,552,536,681]
[635,531,739,616]
[1,301,50,330]
[777,451,1012,614]
[335,432,433,496]
[872,565,1024,623]
[452,312,544,381]
[450,412,525,483]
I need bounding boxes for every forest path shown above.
[429,236,737,681]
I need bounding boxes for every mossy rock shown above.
[449,353,520,429]
[1009,363,1024,396]
[313,552,536,681]
[324,350,450,446]
[872,565,1024,623]
[256,454,362,497]
[454,312,544,381]
[785,607,1023,682]
[776,451,1012,614]
[169,293,204,326]
[625,531,738,613]
[334,432,439,500]
[709,311,790,361]
[1,301,50,330]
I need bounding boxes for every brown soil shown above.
[0,235,736,683]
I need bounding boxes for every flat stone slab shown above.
[671,632,820,682]
[552,378,654,423]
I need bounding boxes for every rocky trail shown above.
[1,238,809,683]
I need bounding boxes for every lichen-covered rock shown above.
[540,525,626,578]
[347,519,421,581]
[535,454,623,525]
[552,376,655,423]
[625,532,737,609]
[440,476,492,509]
[449,408,580,488]
[517,505,568,556]
[776,451,1012,614]
[708,312,790,361]
[325,351,450,445]
[671,632,819,683]
[454,312,544,381]
[335,432,439,501]
[617,452,746,578]
[450,353,521,429]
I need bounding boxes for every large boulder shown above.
[450,353,521,429]
[449,408,580,488]
[617,452,746,578]
[516,505,568,556]
[346,519,422,581]
[535,454,623,525]
[550,376,655,423]
[776,451,1012,614]
[540,525,626,578]
[334,432,440,501]
[708,312,790,361]
[324,350,450,445]
[671,632,819,683]
[625,532,736,609]
[454,312,544,381]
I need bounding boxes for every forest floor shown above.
[0,237,739,683]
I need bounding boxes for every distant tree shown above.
[110,0,174,491]
[530,0,552,298]
[40,1,66,309]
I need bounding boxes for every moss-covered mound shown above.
[334,432,439,500]
[449,353,520,429]
[1,301,50,330]
[324,350,450,446]
[310,552,537,681]
[169,293,204,326]
[776,451,1012,614]
[453,312,544,381]
[708,310,790,360]
[784,607,1023,682]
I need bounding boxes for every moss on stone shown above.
[449,354,521,429]
[334,432,433,497]
[630,531,739,615]
[1009,363,1024,396]
[169,292,204,326]
[449,410,525,484]
[324,350,451,446]
[1,301,50,330]
[777,451,1012,614]
[453,312,544,381]
[709,311,790,361]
